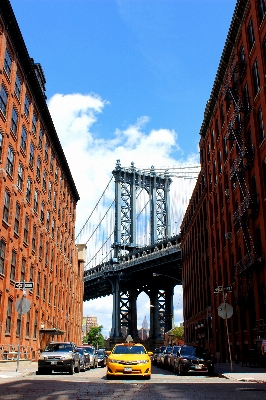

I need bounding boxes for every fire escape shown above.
[223,53,256,275]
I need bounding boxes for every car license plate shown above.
[51,361,57,365]
[195,364,202,369]
[124,367,132,372]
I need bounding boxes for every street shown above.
[0,365,266,399]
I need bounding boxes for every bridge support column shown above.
[165,286,175,333]
[129,287,138,339]
[150,290,162,339]
[110,276,122,338]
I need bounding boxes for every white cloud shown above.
[48,92,199,340]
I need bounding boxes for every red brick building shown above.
[181,0,266,364]
[0,0,84,360]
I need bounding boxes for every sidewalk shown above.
[215,362,266,383]
[0,361,37,379]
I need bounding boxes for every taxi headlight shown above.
[109,359,121,363]
[137,360,149,364]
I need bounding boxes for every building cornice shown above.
[0,0,80,202]
[199,0,249,138]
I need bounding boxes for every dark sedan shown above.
[76,347,91,371]
[97,349,107,367]
[174,345,214,376]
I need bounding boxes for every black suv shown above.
[174,345,214,375]
[37,341,80,375]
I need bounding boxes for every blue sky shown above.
[10,0,236,336]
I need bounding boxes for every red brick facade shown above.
[181,0,266,364]
[0,0,84,360]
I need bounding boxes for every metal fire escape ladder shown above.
[223,54,256,275]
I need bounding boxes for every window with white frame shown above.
[20,126,27,152]
[0,85,8,116]
[4,48,12,78]
[6,146,14,176]
[3,191,10,223]
[10,108,18,135]
[17,163,23,190]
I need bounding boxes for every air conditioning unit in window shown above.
[225,189,230,197]
[225,232,232,240]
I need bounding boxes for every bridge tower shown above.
[110,160,174,341]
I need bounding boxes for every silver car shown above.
[37,341,80,375]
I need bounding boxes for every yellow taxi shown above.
[106,340,152,379]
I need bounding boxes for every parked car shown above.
[76,347,91,371]
[37,341,80,375]
[152,348,160,365]
[156,346,167,367]
[160,346,173,369]
[80,345,98,368]
[97,349,107,367]
[168,345,181,370]
[174,345,214,375]
[106,342,152,379]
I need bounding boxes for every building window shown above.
[32,225,36,252]
[220,103,225,126]
[247,18,255,51]
[10,250,16,281]
[4,48,12,78]
[53,191,57,209]
[43,169,47,191]
[258,0,266,24]
[39,236,43,260]
[30,264,34,281]
[20,126,27,152]
[26,178,31,202]
[6,146,14,176]
[36,157,41,180]
[14,203,20,235]
[24,95,30,118]
[32,113,37,135]
[40,201,45,223]
[252,59,260,96]
[29,142,34,167]
[52,219,55,238]
[14,73,21,99]
[46,211,50,231]
[0,85,8,116]
[34,311,38,338]
[44,142,48,161]
[10,108,18,135]
[45,243,49,265]
[21,258,26,281]
[0,131,3,160]
[48,181,52,200]
[50,153,54,172]
[3,191,10,223]
[37,271,40,297]
[55,167,58,182]
[5,298,12,334]
[0,240,6,274]
[24,215,29,244]
[257,106,265,143]
[16,318,21,336]
[34,190,38,212]
[243,83,250,112]
[17,163,23,190]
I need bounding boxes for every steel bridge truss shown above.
[112,160,172,258]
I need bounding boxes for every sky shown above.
[10,0,236,338]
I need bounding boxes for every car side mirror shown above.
[148,352,153,356]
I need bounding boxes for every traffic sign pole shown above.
[16,281,25,372]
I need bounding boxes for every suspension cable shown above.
[85,200,115,245]
[75,176,113,240]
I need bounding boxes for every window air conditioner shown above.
[225,189,230,197]
[225,232,232,240]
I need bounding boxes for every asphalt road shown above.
[0,365,265,399]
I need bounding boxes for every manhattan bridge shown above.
[76,160,200,343]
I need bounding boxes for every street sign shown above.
[224,285,232,292]
[214,286,223,293]
[218,303,233,319]
[214,285,232,293]
[15,298,31,314]
[15,282,34,290]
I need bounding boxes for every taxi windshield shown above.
[113,345,146,355]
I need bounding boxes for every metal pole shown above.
[16,282,25,372]
[223,290,233,372]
